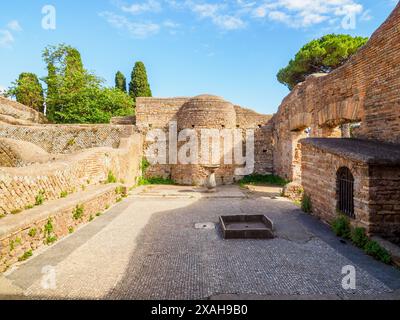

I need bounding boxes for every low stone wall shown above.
[0,124,135,154]
[0,184,122,273]
[0,133,142,216]
[301,142,370,228]
[301,142,400,243]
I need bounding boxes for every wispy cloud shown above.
[251,0,365,28]
[7,20,22,32]
[0,20,22,48]
[121,0,162,15]
[0,30,14,48]
[102,0,373,37]
[186,1,245,30]
[100,11,160,38]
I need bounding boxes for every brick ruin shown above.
[0,3,400,270]
[271,3,400,243]
[135,94,273,185]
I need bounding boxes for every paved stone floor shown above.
[0,185,399,300]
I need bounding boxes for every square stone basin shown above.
[219,215,274,239]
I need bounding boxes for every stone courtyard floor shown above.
[0,185,400,300]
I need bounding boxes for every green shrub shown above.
[28,228,37,237]
[60,191,68,198]
[43,219,57,245]
[45,236,57,245]
[107,171,117,184]
[18,250,33,262]
[140,158,150,174]
[115,186,125,195]
[72,204,84,220]
[11,209,23,215]
[332,215,351,239]
[138,177,176,186]
[68,227,74,234]
[44,219,54,236]
[25,204,34,210]
[35,190,46,206]
[364,240,391,264]
[238,174,289,187]
[66,138,75,147]
[301,194,312,213]
[351,227,369,248]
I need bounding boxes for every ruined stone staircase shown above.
[0,183,126,273]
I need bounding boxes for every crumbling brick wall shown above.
[0,96,48,125]
[272,3,400,180]
[0,133,142,216]
[137,96,274,184]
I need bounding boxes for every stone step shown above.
[0,183,124,273]
[372,236,400,268]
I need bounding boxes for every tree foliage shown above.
[115,71,127,93]
[42,44,134,123]
[277,34,368,90]
[7,73,45,112]
[129,61,152,101]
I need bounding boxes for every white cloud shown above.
[188,2,245,30]
[121,0,162,15]
[252,0,366,28]
[7,20,22,32]
[163,20,179,28]
[103,0,371,35]
[100,11,160,38]
[0,30,14,48]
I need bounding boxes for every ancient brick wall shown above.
[272,3,400,180]
[138,95,274,184]
[368,165,400,243]
[0,133,142,216]
[301,142,400,242]
[0,124,135,154]
[235,106,272,129]
[301,143,370,227]
[136,97,189,130]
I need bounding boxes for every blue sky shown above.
[0,0,397,114]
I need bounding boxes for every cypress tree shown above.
[115,71,127,93]
[9,73,45,112]
[45,62,58,119]
[129,61,152,101]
